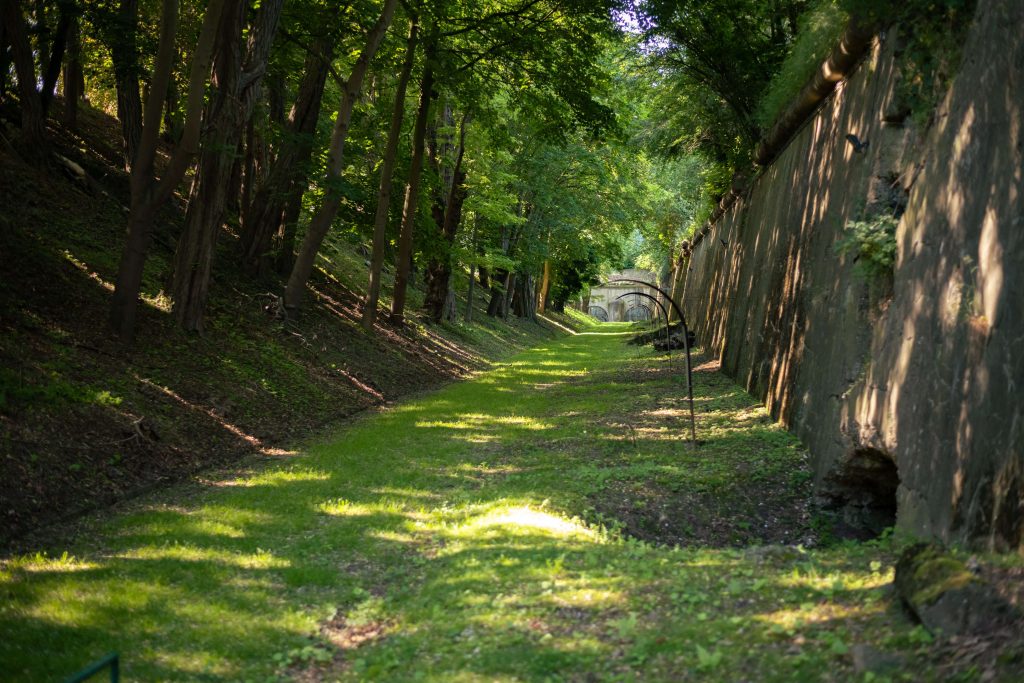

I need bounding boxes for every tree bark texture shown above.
[241,38,333,274]
[361,17,418,330]
[61,12,82,129]
[39,1,71,116]
[283,0,399,312]
[388,60,435,325]
[109,0,226,341]
[422,114,468,323]
[110,0,143,169]
[537,259,551,313]
[170,0,284,332]
[1,0,47,154]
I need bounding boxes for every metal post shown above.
[63,652,119,683]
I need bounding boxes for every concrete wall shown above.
[681,1,1023,551]
[590,270,658,322]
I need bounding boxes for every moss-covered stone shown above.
[895,543,1018,636]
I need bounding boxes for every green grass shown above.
[0,321,954,681]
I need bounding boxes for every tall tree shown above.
[169,0,285,332]
[109,0,227,341]
[61,8,83,129]
[106,0,144,169]
[361,15,419,330]
[240,31,336,275]
[282,0,400,313]
[422,112,468,322]
[387,55,434,324]
[39,0,72,117]
[1,0,47,155]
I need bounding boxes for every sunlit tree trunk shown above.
[362,17,418,330]
[537,260,551,313]
[283,0,399,313]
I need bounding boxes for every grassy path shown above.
[3,323,934,681]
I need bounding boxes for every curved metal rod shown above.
[615,291,671,364]
[600,278,697,446]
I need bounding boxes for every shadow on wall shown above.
[681,0,1023,551]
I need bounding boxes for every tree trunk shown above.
[486,269,507,317]
[61,12,82,129]
[170,0,284,332]
[162,71,181,143]
[39,2,70,116]
[361,17,418,331]
[110,0,142,169]
[283,0,399,312]
[422,114,468,323]
[387,58,434,325]
[109,0,226,342]
[241,39,332,275]
[537,259,551,313]
[503,271,516,321]
[1,0,46,154]
[0,17,9,101]
[465,217,478,323]
[33,0,47,73]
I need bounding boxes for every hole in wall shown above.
[822,447,899,540]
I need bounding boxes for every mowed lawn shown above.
[2,321,933,681]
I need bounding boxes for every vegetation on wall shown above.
[835,214,898,281]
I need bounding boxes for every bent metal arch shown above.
[602,279,697,446]
[615,291,672,364]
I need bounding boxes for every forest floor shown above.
[0,101,564,545]
[3,322,1021,682]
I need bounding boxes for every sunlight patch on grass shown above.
[118,544,291,569]
[8,552,100,574]
[454,506,597,540]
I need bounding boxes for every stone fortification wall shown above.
[681,1,1023,550]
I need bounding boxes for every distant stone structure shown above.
[586,269,659,322]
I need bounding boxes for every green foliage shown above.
[847,0,978,125]
[756,1,849,130]
[836,214,898,279]
[0,367,122,411]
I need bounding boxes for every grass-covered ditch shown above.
[0,321,1010,681]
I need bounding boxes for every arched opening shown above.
[588,305,608,322]
[822,447,899,540]
[625,304,653,322]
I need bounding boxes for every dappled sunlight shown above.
[117,545,292,570]
[457,506,597,539]
[415,413,551,432]
[538,314,579,335]
[12,553,101,575]
[61,249,114,293]
[0,315,944,681]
